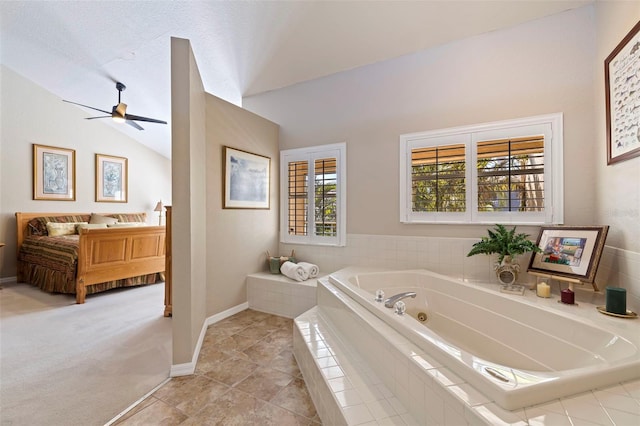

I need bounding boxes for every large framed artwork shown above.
[33,144,76,201]
[605,20,640,165]
[95,153,128,202]
[527,226,609,284]
[223,146,270,209]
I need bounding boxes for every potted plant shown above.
[467,224,542,287]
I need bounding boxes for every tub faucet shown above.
[384,292,416,308]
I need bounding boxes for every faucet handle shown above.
[375,289,385,302]
[395,301,406,315]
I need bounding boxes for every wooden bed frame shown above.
[16,212,166,304]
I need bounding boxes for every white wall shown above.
[245,6,597,242]
[244,3,640,312]
[0,65,171,278]
[593,1,640,253]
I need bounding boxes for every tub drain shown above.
[416,312,428,322]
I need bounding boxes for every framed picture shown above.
[33,144,76,201]
[527,226,609,284]
[605,20,640,165]
[223,146,270,209]
[95,154,128,202]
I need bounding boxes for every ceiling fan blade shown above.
[85,116,111,120]
[126,120,144,131]
[62,100,111,115]
[124,113,167,124]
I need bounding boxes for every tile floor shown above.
[114,309,321,425]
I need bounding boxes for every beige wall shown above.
[170,37,208,364]
[0,65,171,278]
[205,95,279,314]
[244,5,599,243]
[594,1,640,253]
[170,38,279,366]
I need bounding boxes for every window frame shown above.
[399,113,563,225]
[280,142,347,246]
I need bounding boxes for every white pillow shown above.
[46,222,88,237]
[89,214,118,225]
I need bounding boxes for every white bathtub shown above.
[328,268,640,411]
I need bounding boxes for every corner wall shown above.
[0,65,171,279]
[170,37,208,365]
[170,38,279,367]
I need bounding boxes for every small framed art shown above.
[33,144,76,201]
[527,226,609,284]
[96,153,128,202]
[223,146,270,209]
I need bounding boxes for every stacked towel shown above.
[280,261,308,282]
[297,262,319,278]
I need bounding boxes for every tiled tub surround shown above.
[294,272,640,425]
[280,234,640,314]
[247,272,318,318]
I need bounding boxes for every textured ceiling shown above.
[0,1,590,158]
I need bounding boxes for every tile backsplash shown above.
[280,234,640,313]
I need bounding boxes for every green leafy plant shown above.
[467,224,541,263]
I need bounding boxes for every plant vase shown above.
[495,256,524,294]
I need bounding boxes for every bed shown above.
[16,212,166,304]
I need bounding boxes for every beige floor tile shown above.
[115,397,187,426]
[131,310,321,425]
[269,348,302,377]
[271,377,318,419]
[235,366,295,401]
[204,355,259,386]
[257,401,318,425]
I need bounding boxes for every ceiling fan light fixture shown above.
[112,115,126,123]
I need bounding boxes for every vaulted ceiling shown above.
[0,1,590,158]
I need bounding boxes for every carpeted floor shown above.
[0,280,172,426]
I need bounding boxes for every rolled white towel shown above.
[280,261,309,282]
[297,262,319,278]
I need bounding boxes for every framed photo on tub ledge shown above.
[33,143,76,201]
[96,153,128,202]
[527,225,609,291]
[223,146,270,209]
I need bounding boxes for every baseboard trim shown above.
[0,276,17,284]
[169,301,249,377]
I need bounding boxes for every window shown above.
[280,143,346,245]
[400,113,563,224]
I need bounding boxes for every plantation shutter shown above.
[411,144,466,212]
[476,136,545,213]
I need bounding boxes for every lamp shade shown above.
[154,201,164,212]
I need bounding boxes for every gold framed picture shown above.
[33,144,76,201]
[95,153,128,203]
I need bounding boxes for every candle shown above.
[537,282,551,298]
[561,288,575,304]
[606,287,627,315]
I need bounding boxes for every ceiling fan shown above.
[63,82,167,130]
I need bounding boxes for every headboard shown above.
[15,212,148,254]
